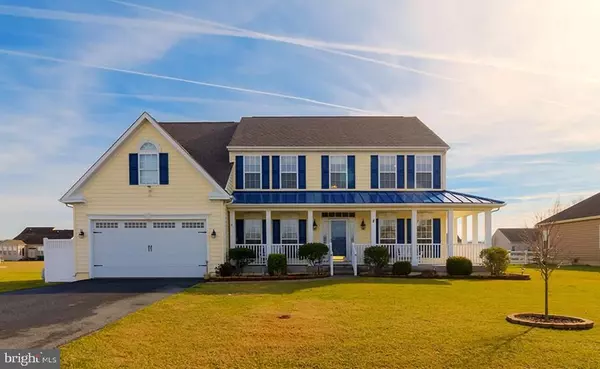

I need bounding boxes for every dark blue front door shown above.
[331,220,347,257]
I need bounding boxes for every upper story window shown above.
[244,219,262,244]
[379,155,396,189]
[379,219,396,244]
[280,156,298,189]
[415,155,433,189]
[139,142,159,185]
[281,219,299,244]
[417,219,433,244]
[243,156,261,189]
[330,155,347,189]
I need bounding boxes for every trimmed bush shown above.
[392,261,412,276]
[229,247,256,275]
[480,247,510,276]
[299,243,329,274]
[446,256,473,276]
[268,254,288,276]
[215,262,236,277]
[364,246,390,275]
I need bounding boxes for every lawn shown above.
[0,261,46,293]
[62,266,600,369]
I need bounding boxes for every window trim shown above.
[280,219,299,244]
[378,155,397,189]
[378,218,397,244]
[243,155,262,190]
[138,141,160,186]
[415,155,434,190]
[329,155,348,189]
[416,218,433,244]
[244,219,263,244]
[279,155,299,190]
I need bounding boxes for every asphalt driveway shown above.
[0,278,201,349]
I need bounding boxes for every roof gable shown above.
[14,227,73,244]
[541,192,600,223]
[496,228,537,243]
[228,116,449,148]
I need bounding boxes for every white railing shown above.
[271,244,306,265]
[510,250,533,265]
[329,242,334,276]
[354,244,414,265]
[351,243,358,276]
[233,244,268,265]
[454,243,487,265]
[44,238,75,282]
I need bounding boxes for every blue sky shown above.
[1,0,599,239]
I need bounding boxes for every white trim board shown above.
[60,112,231,204]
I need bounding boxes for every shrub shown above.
[215,262,236,277]
[480,247,510,276]
[364,246,390,275]
[446,256,473,276]
[268,254,287,276]
[392,261,412,276]
[299,243,329,274]
[229,247,256,275]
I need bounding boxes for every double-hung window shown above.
[330,155,347,189]
[417,219,433,244]
[244,156,261,189]
[281,219,299,244]
[139,142,159,185]
[244,219,262,244]
[280,156,298,189]
[379,219,397,244]
[415,155,433,189]
[379,155,396,188]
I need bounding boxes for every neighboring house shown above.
[539,192,600,265]
[13,227,74,259]
[0,240,26,261]
[492,228,537,251]
[59,112,505,279]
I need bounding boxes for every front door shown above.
[331,220,347,257]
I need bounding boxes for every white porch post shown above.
[307,210,314,243]
[485,210,493,247]
[265,210,272,258]
[472,212,479,245]
[229,210,236,248]
[411,209,418,266]
[370,210,377,244]
[447,209,454,257]
[461,216,468,245]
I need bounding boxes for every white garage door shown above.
[91,219,208,278]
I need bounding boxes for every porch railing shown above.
[454,243,487,265]
[353,244,414,264]
[232,244,269,265]
[271,244,305,265]
[233,243,333,266]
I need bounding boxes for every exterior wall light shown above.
[211,229,217,238]
[313,220,318,231]
[360,219,366,230]
[78,229,85,239]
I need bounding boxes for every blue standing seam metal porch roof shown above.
[232,191,504,205]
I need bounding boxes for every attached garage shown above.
[90,219,208,278]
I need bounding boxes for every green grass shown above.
[0,261,47,293]
[62,266,600,369]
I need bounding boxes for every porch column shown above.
[461,216,468,245]
[472,212,479,244]
[447,209,454,257]
[485,210,493,247]
[307,210,314,243]
[266,210,272,255]
[411,209,418,266]
[370,210,377,244]
[229,210,236,248]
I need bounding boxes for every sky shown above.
[0,0,599,239]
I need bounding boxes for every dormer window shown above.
[139,142,159,185]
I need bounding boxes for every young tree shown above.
[521,199,569,320]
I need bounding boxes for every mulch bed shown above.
[507,313,594,330]
[359,273,531,280]
[208,274,330,282]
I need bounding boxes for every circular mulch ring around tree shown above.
[506,313,594,330]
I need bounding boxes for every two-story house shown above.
[59,113,504,279]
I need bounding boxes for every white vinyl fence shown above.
[510,250,534,265]
[43,238,75,282]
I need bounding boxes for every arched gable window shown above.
[139,142,159,185]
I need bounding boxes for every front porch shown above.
[228,207,495,274]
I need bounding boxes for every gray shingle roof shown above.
[496,228,538,243]
[228,116,449,148]
[159,122,238,188]
[14,228,73,244]
[541,192,600,223]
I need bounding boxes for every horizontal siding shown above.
[556,220,600,265]
[73,119,227,278]
[229,151,445,191]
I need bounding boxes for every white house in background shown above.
[492,228,536,251]
[57,112,505,280]
[0,240,26,261]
